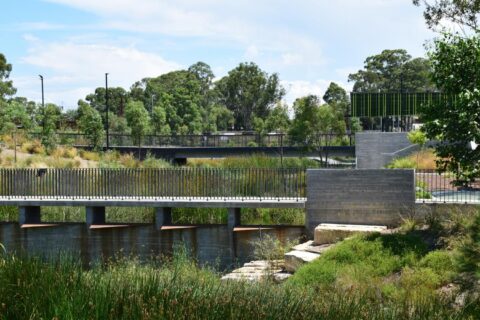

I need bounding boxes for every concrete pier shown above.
[86,207,106,226]
[19,206,41,225]
[155,207,172,229]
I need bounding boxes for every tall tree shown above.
[78,104,105,150]
[413,0,480,32]
[146,70,204,134]
[125,101,151,146]
[40,103,62,152]
[0,53,16,100]
[215,62,285,130]
[85,87,129,118]
[421,33,480,184]
[348,49,434,92]
[289,95,346,164]
[151,105,171,135]
[0,100,34,134]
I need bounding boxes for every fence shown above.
[415,169,480,204]
[28,132,355,148]
[0,168,306,201]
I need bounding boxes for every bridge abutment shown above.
[155,207,172,229]
[86,207,106,226]
[19,206,41,225]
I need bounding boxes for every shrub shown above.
[418,250,456,283]
[79,150,101,161]
[21,140,45,155]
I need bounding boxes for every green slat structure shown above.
[350,92,447,117]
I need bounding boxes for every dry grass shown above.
[389,149,437,169]
[20,140,45,155]
[79,150,101,161]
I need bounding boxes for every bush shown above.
[20,140,45,155]
[418,250,456,283]
[289,233,427,289]
[79,150,101,161]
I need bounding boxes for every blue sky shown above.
[1,0,436,109]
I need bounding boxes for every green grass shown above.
[289,232,428,289]
[0,250,477,320]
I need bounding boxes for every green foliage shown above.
[85,86,129,117]
[147,70,204,134]
[289,95,346,163]
[215,62,285,130]
[422,33,480,184]
[251,234,297,261]
[78,103,105,150]
[413,0,480,32]
[125,101,151,146]
[0,252,476,319]
[457,212,480,281]
[289,233,427,288]
[348,49,434,92]
[0,100,34,134]
[151,105,171,135]
[408,130,427,146]
[0,53,16,100]
[418,250,456,283]
[388,157,417,168]
[39,103,61,152]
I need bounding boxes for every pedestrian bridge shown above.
[0,168,306,228]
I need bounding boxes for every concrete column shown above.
[227,208,241,230]
[19,206,41,225]
[227,208,241,260]
[86,207,106,226]
[155,207,172,229]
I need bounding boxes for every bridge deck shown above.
[0,197,306,208]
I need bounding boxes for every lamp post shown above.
[105,73,109,149]
[39,75,44,131]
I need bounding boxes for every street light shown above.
[105,73,109,149]
[39,75,45,131]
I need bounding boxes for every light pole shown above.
[105,73,109,149]
[39,75,45,131]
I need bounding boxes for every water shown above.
[0,223,305,271]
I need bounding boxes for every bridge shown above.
[0,168,306,230]
[31,132,356,160]
[1,167,478,234]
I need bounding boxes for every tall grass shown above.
[0,250,477,320]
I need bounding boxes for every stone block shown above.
[313,223,387,245]
[284,250,320,272]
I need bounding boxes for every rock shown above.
[284,250,320,272]
[293,240,334,254]
[273,272,292,283]
[221,260,282,282]
[314,223,388,245]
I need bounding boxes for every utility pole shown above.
[39,75,45,131]
[105,73,109,149]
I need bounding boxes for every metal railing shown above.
[0,168,306,201]
[28,132,355,148]
[415,169,480,204]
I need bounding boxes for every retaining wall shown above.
[355,132,416,169]
[305,169,415,235]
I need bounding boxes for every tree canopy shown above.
[421,33,480,183]
[215,62,285,130]
[413,0,480,32]
[348,49,435,92]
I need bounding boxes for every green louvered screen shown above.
[350,92,447,117]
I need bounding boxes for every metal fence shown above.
[0,168,306,200]
[29,132,355,148]
[415,169,480,204]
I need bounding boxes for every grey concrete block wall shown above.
[306,169,415,236]
[356,132,414,169]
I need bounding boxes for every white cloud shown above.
[15,38,181,108]
[282,79,352,106]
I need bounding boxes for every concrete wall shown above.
[355,132,416,169]
[306,169,415,235]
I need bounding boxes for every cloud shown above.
[15,37,181,107]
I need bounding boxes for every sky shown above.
[0,0,436,109]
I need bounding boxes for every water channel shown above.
[0,223,305,270]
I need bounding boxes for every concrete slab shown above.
[284,250,320,272]
[314,223,388,245]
